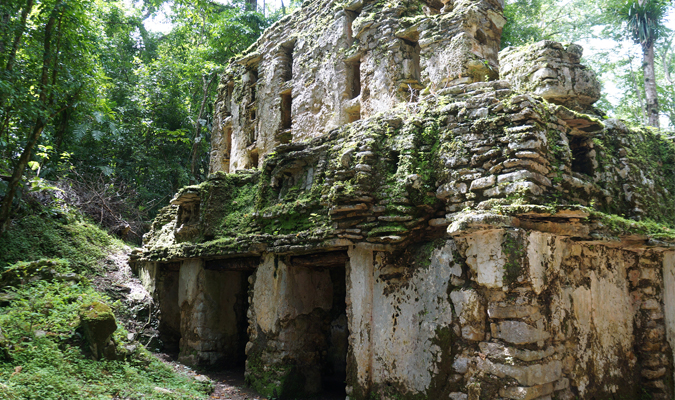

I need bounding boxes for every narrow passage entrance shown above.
[288,252,349,399]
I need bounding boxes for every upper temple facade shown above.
[210,0,505,173]
[132,1,675,399]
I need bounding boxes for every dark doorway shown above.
[570,136,594,176]
[203,258,257,368]
[288,252,349,398]
[157,263,181,352]
[322,265,348,397]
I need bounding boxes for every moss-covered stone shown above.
[79,301,118,360]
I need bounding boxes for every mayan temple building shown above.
[130,0,675,398]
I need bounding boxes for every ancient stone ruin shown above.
[130,0,675,398]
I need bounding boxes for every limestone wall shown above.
[132,31,675,399]
[338,232,673,399]
[211,0,504,173]
[147,227,670,399]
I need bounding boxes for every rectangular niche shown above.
[281,92,292,130]
[348,60,361,100]
[222,123,232,171]
[401,38,421,102]
[245,66,259,145]
[281,41,295,82]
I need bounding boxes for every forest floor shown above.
[155,350,347,400]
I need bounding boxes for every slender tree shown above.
[607,0,671,128]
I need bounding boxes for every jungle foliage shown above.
[0,0,277,233]
[502,0,675,129]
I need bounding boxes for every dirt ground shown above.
[156,353,346,400]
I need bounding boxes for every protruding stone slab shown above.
[491,321,551,345]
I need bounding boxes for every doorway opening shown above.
[570,136,594,176]
[157,263,181,353]
[322,265,349,396]
[287,251,350,398]
[202,257,257,368]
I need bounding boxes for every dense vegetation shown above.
[0,201,213,399]
[0,0,281,234]
[0,0,673,398]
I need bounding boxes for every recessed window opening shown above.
[401,38,421,103]
[282,43,294,82]
[570,136,594,176]
[250,149,259,168]
[388,150,400,175]
[349,61,361,99]
[225,125,232,155]
[281,93,292,130]
[404,38,421,82]
[248,67,258,101]
[224,81,234,115]
[348,106,361,122]
[222,124,233,173]
[247,66,259,124]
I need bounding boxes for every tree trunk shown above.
[0,121,46,232]
[4,0,34,74]
[190,73,215,181]
[0,1,60,232]
[0,0,35,139]
[643,41,660,128]
[629,63,647,124]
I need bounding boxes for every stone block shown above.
[487,304,540,319]
[79,301,118,360]
[479,341,556,362]
[462,229,507,288]
[500,381,554,400]
[642,368,667,380]
[491,321,551,345]
[477,358,562,386]
[437,181,468,199]
[640,268,660,283]
[451,288,486,341]
[470,175,496,191]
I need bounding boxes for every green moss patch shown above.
[0,211,125,273]
[0,260,211,399]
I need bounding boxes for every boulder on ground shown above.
[79,301,118,360]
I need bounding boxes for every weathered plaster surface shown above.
[253,253,333,335]
[346,245,375,395]
[370,242,456,393]
[462,229,505,288]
